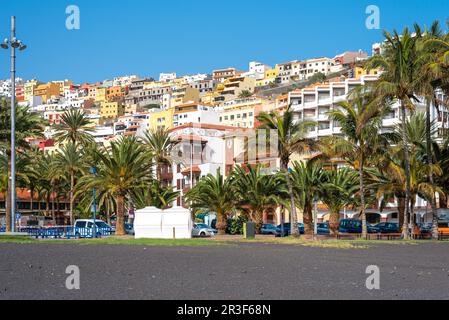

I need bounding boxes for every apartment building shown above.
[24,79,40,101]
[214,76,256,103]
[288,75,407,140]
[33,82,60,103]
[173,103,219,127]
[149,108,175,131]
[125,79,172,107]
[100,101,125,121]
[218,96,273,129]
[213,68,237,83]
[159,73,177,83]
[170,85,200,107]
[169,123,238,207]
[242,61,273,80]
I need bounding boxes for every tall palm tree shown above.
[418,21,449,239]
[366,27,422,238]
[322,167,359,235]
[143,128,176,182]
[76,137,153,235]
[0,101,45,231]
[326,90,388,237]
[55,142,85,224]
[257,106,317,236]
[290,161,325,236]
[233,165,287,231]
[185,169,236,235]
[53,109,94,146]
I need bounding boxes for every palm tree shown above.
[134,180,179,210]
[76,137,153,235]
[418,21,449,239]
[0,101,45,231]
[257,106,317,236]
[143,128,176,182]
[185,169,236,235]
[366,27,422,238]
[322,167,359,235]
[238,90,253,98]
[233,165,287,232]
[55,142,85,224]
[53,109,94,146]
[290,161,325,236]
[326,90,388,237]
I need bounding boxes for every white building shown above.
[290,74,447,140]
[242,61,272,80]
[159,73,177,83]
[173,103,220,127]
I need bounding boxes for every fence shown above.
[0,226,116,239]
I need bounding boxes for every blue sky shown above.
[0,0,448,83]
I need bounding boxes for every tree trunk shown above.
[284,161,299,237]
[106,204,111,226]
[216,209,227,235]
[359,155,367,238]
[30,187,34,215]
[401,103,411,240]
[397,196,405,228]
[427,98,439,240]
[51,185,56,223]
[115,194,126,236]
[303,205,313,236]
[69,172,74,225]
[329,210,340,236]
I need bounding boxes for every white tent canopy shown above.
[134,207,193,239]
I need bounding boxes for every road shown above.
[0,242,448,300]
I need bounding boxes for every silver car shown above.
[192,223,218,237]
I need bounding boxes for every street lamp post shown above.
[1,16,27,233]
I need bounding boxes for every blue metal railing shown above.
[2,226,116,239]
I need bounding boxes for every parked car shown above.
[419,223,433,234]
[125,223,135,236]
[261,224,278,235]
[192,223,218,237]
[73,219,114,238]
[375,222,400,234]
[317,223,330,235]
[339,219,380,234]
[275,223,305,237]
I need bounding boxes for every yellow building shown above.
[149,108,174,131]
[52,80,73,95]
[171,86,200,107]
[33,82,60,103]
[24,80,40,101]
[95,87,107,102]
[354,66,380,78]
[256,69,279,87]
[100,101,125,120]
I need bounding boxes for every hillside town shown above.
[1,42,449,230]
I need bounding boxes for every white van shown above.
[73,219,113,238]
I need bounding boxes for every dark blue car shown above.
[261,224,278,235]
[317,223,330,235]
[339,219,380,234]
[375,222,400,233]
[275,223,305,237]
